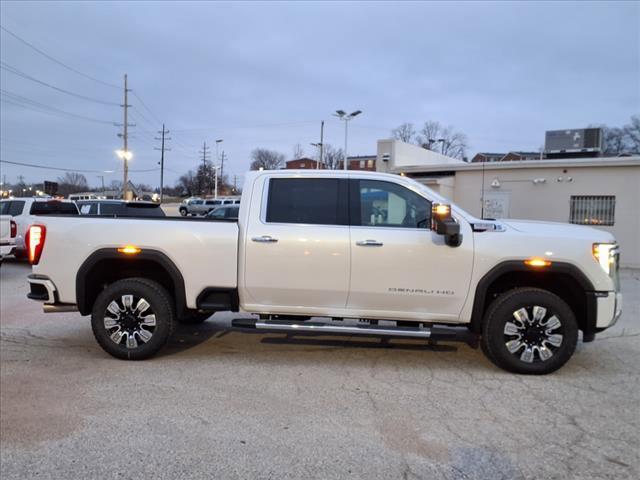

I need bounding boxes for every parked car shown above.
[25,170,621,374]
[0,215,17,264]
[180,197,240,216]
[206,204,239,221]
[178,198,204,216]
[76,200,165,217]
[0,198,78,257]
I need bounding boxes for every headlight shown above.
[593,243,617,275]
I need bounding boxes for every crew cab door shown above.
[347,178,473,321]
[243,176,350,309]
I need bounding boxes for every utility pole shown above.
[320,120,324,168]
[154,124,171,203]
[233,175,237,194]
[220,150,226,182]
[122,74,130,200]
[96,176,105,196]
[199,141,211,196]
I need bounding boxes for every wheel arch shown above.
[470,260,598,338]
[76,248,187,317]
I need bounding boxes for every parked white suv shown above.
[25,171,621,374]
[0,198,78,257]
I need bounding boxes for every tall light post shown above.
[333,110,362,170]
[215,139,223,199]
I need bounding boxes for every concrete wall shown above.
[451,164,640,267]
[377,139,463,172]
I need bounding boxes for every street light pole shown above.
[334,110,362,170]
[215,139,223,199]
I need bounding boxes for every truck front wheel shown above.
[481,287,578,374]
[91,278,175,360]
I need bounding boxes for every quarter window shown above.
[569,195,615,226]
[266,178,347,225]
[353,180,431,229]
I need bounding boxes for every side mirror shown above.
[432,204,463,247]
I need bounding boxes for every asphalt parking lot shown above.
[1,259,638,480]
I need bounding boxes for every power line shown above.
[131,91,163,124]
[0,61,120,106]
[0,88,115,124]
[0,159,161,173]
[0,159,116,173]
[0,24,121,89]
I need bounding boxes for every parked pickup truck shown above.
[26,170,622,374]
[0,215,17,264]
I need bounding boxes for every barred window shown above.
[569,196,615,226]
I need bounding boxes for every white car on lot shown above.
[25,170,621,374]
[0,198,78,257]
[0,214,17,263]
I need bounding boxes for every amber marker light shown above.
[524,258,552,268]
[433,204,451,216]
[117,245,141,255]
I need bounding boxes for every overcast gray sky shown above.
[1,0,638,189]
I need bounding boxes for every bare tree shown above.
[417,121,468,160]
[292,143,305,160]
[249,148,286,170]
[109,179,123,191]
[624,115,640,153]
[176,170,197,196]
[391,123,417,143]
[322,144,344,170]
[602,127,628,155]
[595,116,640,155]
[57,172,89,196]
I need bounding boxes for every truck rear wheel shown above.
[91,278,175,360]
[481,287,578,374]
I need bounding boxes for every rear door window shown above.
[8,201,25,216]
[100,203,123,215]
[266,178,348,225]
[30,201,79,215]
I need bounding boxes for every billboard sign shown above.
[545,128,602,153]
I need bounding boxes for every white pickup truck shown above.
[26,170,622,374]
[0,214,17,263]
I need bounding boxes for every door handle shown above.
[356,239,383,247]
[252,235,278,243]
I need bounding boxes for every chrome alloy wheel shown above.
[503,306,563,363]
[103,295,157,349]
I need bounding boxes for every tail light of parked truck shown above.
[26,225,46,265]
[10,220,17,238]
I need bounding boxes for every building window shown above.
[569,195,615,226]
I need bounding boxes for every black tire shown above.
[481,287,578,374]
[179,207,187,216]
[91,278,175,360]
[178,312,211,325]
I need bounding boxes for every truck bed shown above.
[30,215,239,309]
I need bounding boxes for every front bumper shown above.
[594,291,623,329]
[27,274,78,313]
